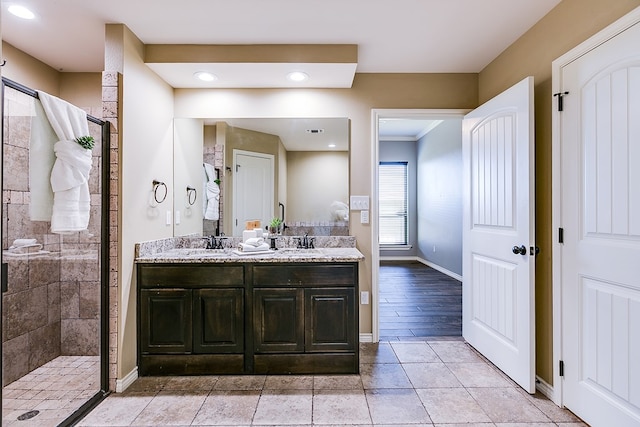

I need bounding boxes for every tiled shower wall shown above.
[1,88,103,386]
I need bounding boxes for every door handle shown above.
[512,245,527,255]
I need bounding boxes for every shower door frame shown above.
[0,77,110,425]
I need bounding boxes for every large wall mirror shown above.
[173,117,350,237]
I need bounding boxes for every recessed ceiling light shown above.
[8,5,35,19]
[287,71,309,82]
[194,71,217,82]
[328,143,336,148]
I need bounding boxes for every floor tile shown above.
[191,390,260,425]
[390,342,439,363]
[517,390,583,423]
[365,388,431,425]
[446,362,514,388]
[416,387,491,424]
[428,340,484,363]
[212,375,266,390]
[313,375,363,390]
[131,390,207,426]
[467,387,550,423]
[163,375,218,391]
[264,375,313,390]
[358,343,399,364]
[403,362,462,388]
[313,389,372,425]
[76,392,154,426]
[360,363,413,389]
[252,389,312,425]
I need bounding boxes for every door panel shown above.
[233,150,274,235]
[253,288,304,353]
[463,76,535,393]
[140,289,193,354]
[560,18,640,426]
[193,288,244,353]
[305,288,356,352]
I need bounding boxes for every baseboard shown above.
[359,333,373,343]
[535,375,554,399]
[116,366,138,393]
[379,255,417,262]
[416,257,463,282]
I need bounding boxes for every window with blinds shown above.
[378,162,408,246]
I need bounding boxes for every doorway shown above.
[372,109,467,343]
[1,78,109,426]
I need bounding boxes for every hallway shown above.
[72,340,585,426]
[379,261,462,340]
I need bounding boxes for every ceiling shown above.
[1,0,561,139]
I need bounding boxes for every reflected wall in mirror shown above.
[174,117,350,237]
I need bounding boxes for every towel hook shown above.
[152,180,167,204]
[1,60,6,67]
[186,186,197,206]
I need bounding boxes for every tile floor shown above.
[2,355,100,427]
[75,340,587,426]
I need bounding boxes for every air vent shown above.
[305,129,324,134]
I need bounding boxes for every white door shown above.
[233,150,274,235]
[558,18,640,427]
[462,76,536,393]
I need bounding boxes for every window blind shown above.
[379,162,408,245]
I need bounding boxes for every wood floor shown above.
[379,260,462,341]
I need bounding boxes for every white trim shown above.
[550,5,640,408]
[417,257,463,282]
[536,375,554,401]
[359,333,374,343]
[371,109,468,344]
[379,255,463,282]
[116,367,138,393]
[379,245,413,250]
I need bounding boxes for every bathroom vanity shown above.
[135,243,363,376]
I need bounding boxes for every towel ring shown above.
[186,186,197,206]
[152,180,167,204]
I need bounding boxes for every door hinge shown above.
[559,360,565,377]
[553,91,569,111]
[530,246,540,256]
[558,228,564,244]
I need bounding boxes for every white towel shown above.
[237,242,270,252]
[10,238,37,248]
[29,99,57,221]
[244,237,265,247]
[37,91,92,234]
[202,163,220,220]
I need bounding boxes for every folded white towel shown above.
[237,242,270,252]
[244,237,265,247]
[10,238,38,248]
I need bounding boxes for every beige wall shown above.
[105,24,175,380]
[173,118,204,236]
[286,151,349,222]
[479,0,639,384]
[174,73,479,336]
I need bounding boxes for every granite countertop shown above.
[135,247,364,264]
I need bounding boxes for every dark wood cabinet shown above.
[140,288,192,354]
[137,261,358,375]
[193,288,244,353]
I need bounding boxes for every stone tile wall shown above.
[1,88,103,386]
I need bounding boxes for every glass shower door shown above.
[1,78,108,426]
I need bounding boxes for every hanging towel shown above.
[37,91,92,234]
[202,163,220,220]
[29,99,58,221]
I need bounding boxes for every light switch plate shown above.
[360,210,369,224]
[166,210,172,226]
[360,291,369,304]
[350,195,369,210]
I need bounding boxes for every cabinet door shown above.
[193,288,244,353]
[140,289,192,354]
[253,288,304,353]
[305,288,356,352]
